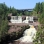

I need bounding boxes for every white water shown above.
[19,25,37,43]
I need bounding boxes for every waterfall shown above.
[19,25,37,43]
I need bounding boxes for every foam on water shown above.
[20,25,37,43]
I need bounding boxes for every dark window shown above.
[33,17,38,22]
[29,21,33,23]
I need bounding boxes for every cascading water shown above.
[19,25,37,43]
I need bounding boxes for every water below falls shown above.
[19,25,37,43]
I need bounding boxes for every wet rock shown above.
[11,40,33,44]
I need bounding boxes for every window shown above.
[13,17,14,20]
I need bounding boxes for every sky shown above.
[0,0,44,9]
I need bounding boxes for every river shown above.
[19,25,37,43]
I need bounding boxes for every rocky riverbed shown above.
[8,25,37,44]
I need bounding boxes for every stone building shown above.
[8,15,37,23]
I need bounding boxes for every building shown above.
[8,13,38,24]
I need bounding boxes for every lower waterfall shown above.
[19,25,37,43]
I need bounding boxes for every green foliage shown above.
[24,11,31,16]
[0,20,8,42]
[0,3,9,42]
[34,3,40,13]
[42,2,44,12]
[39,12,44,24]
[34,26,44,44]
[17,13,22,16]
[33,2,44,44]
[34,2,43,14]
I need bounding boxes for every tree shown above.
[39,12,44,24]
[33,2,44,44]
[40,3,43,13]
[0,20,8,42]
[24,11,30,16]
[42,2,44,12]
[0,3,9,42]
[34,2,41,14]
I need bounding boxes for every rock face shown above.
[8,25,36,44]
[8,23,29,33]
[7,24,30,43]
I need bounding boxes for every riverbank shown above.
[8,25,37,44]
